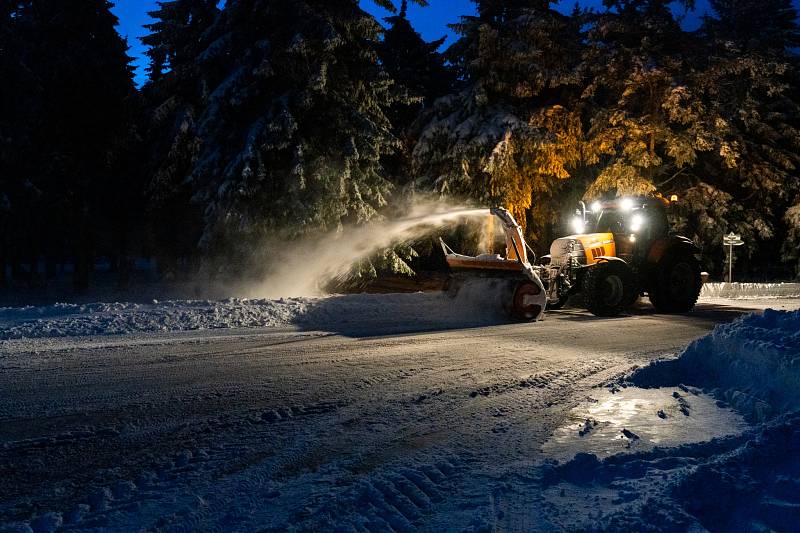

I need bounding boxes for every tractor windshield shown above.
[594,209,627,234]
[588,202,669,239]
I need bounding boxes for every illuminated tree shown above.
[576,1,723,200]
[695,0,800,273]
[413,0,584,242]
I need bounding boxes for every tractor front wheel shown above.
[649,250,702,313]
[582,260,636,317]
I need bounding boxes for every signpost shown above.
[723,232,744,283]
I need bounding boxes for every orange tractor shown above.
[441,196,703,319]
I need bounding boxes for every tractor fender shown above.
[576,255,628,272]
[647,236,700,265]
[593,256,628,265]
[576,256,627,279]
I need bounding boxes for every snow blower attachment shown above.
[440,207,547,321]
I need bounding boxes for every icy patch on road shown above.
[543,386,747,461]
[539,309,800,531]
[0,280,508,341]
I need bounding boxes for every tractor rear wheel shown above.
[649,250,702,313]
[582,260,636,317]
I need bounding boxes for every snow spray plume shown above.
[248,202,490,298]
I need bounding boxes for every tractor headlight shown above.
[630,214,645,232]
[591,201,602,213]
[571,216,585,234]
[620,198,634,211]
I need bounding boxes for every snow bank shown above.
[631,309,800,421]
[0,299,310,340]
[539,309,800,531]
[0,280,509,340]
[701,282,800,299]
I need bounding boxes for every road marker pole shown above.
[723,232,744,284]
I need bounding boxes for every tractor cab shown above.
[574,196,670,263]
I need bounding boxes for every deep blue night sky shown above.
[110,0,770,86]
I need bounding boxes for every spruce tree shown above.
[0,1,36,287]
[141,1,220,277]
[142,0,220,83]
[576,1,720,198]
[39,0,135,290]
[1,0,135,290]
[696,0,800,275]
[413,0,584,242]
[706,0,800,53]
[156,0,407,269]
[378,0,454,136]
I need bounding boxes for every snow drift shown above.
[0,280,509,341]
[631,308,800,421]
[700,282,800,300]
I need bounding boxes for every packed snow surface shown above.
[2,297,800,531]
[2,281,798,341]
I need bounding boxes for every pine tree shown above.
[576,1,722,198]
[705,0,800,53]
[556,0,765,275]
[0,1,135,290]
[23,0,135,290]
[154,0,409,270]
[696,0,800,276]
[413,0,584,242]
[378,0,454,136]
[142,0,219,83]
[141,1,220,277]
[0,1,36,287]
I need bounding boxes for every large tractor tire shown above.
[582,260,637,317]
[649,249,702,313]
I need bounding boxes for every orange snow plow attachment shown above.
[440,207,547,321]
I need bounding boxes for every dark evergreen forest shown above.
[1,0,799,291]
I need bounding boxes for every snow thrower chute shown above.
[440,207,547,321]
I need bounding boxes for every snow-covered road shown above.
[1,297,799,531]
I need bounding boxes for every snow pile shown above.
[0,299,310,340]
[631,308,800,421]
[0,280,508,340]
[701,282,800,299]
[539,309,800,531]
